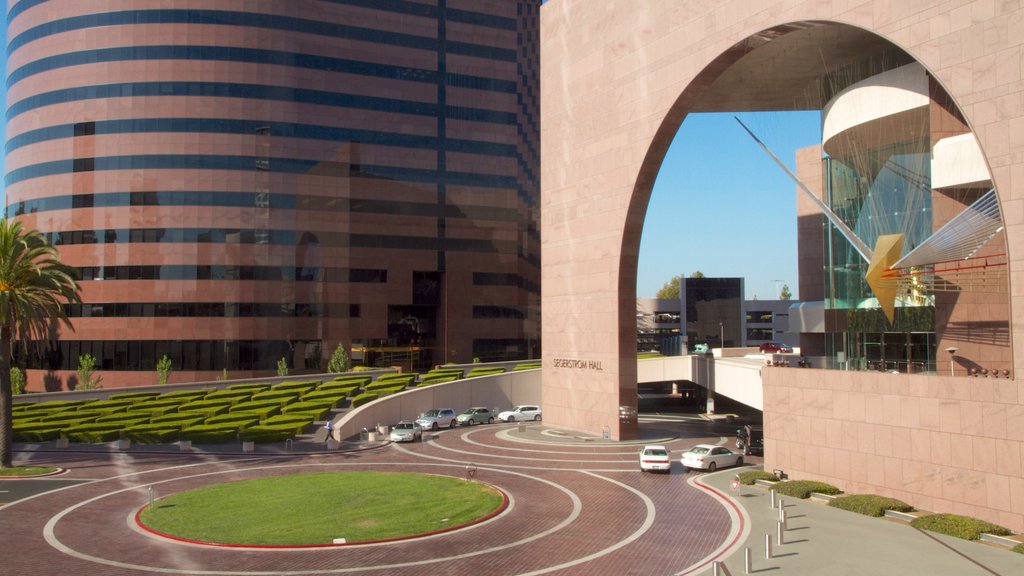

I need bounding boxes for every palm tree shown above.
[0,220,80,468]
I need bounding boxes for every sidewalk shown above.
[701,471,1024,575]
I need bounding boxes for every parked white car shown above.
[389,421,422,442]
[639,445,672,473]
[497,405,542,422]
[679,444,744,472]
[415,408,458,430]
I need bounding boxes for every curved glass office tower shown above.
[5,0,540,388]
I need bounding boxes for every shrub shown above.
[131,400,187,415]
[156,354,172,385]
[314,383,359,396]
[23,400,93,413]
[251,390,301,404]
[465,367,506,378]
[157,389,211,400]
[374,372,416,381]
[417,376,458,387]
[1013,543,1024,554]
[180,425,239,444]
[327,375,371,387]
[122,425,181,444]
[109,392,160,401]
[228,401,284,417]
[264,414,316,427]
[738,470,778,485]
[79,399,136,413]
[150,413,206,427]
[281,401,335,417]
[276,357,288,376]
[281,409,329,422]
[10,367,25,395]
[272,379,320,391]
[204,389,255,403]
[12,423,65,442]
[910,514,1012,540]
[205,413,261,426]
[301,390,347,403]
[226,383,271,393]
[39,411,104,424]
[327,344,349,373]
[773,480,842,499]
[372,385,406,397]
[177,400,233,417]
[239,425,301,443]
[64,423,124,443]
[513,363,541,371]
[350,392,379,408]
[828,494,914,517]
[75,353,103,390]
[94,414,151,426]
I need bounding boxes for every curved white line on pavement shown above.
[43,462,585,574]
[421,436,635,464]
[394,441,638,472]
[673,470,752,576]
[514,470,657,576]
[485,428,653,454]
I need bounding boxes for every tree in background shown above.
[0,220,81,467]
[9,367,25,395]
[327,344,349,373]
[779,284,793,300]
[156,354,172,385]
[76,353,103,390]
[655,270,704,299]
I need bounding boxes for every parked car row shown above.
[639,443,746,473]
[389,405,542,442]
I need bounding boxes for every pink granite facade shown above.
[541,0,1022,527]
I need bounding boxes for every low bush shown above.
[39,411,104,424]
[373,372,417,382]
[351,392,379,408]
[205,414,261,429]
[12,423,64,442]
[773,480,842,499]
[300,390,347,404]
[828,494,914,517]
[738,470,778,485]
[417,376,458,387]
[251,390,301,404]
[11,414,42,424]
[150,413,206,427]
[239,425,301,443]
[372,385,407,397]
[314,382,359,395]
[108,392,160,401]
[94,414,152,427]
[76,399,134,414]
[204,389,255,403]
[281,400,335,417]
[1013,543,1024,554]
[326,375,371,387]
[264,414,315,426]
[424,368,463,378]
[180,425,239,444]
[465,367,506,378]
[513,363,541,371]
[64,423,124,443]
[226,382,271,392]
[910,514,1011,540]
[122,425,182,444]
[126,404,179,416]
[157,389,211,400]
[282,409,329,422]
[23,400,93,413]
[177,400,233,417]
[229,402,283,419]
[272,379,320,391]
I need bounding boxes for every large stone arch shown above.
[541,1,1020,435]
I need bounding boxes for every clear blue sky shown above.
[0,21,820,302]
[638,111,822,300]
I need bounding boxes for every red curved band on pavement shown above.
[676,475,747,576]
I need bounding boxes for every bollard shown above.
[765,533,772,559]
[285,438,293,452]
[781,507,787,530]
[744,547,751,574]
[148,486,154,507]
[777,521,785,545]
[770,489,775,509]
[712,561,721,576]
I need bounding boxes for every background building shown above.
[5,0,541,389]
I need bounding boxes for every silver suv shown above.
[415,408,457,430]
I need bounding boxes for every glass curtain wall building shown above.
[5,0,541,389]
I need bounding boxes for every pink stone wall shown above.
[764,366,1024,532]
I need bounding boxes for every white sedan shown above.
[389,421,422,442]
[497,405,542,422]
[680,444,744,472]
[639,445,672,473]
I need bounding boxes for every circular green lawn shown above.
[138,471,505,546]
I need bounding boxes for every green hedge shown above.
[204,389,255,403]
[228,402,283,419]
[125,403,179,416]
[738,470,779,485]
[326,375,371,387]
[365,380,410,393]
[272,379,320,391]
[1013,543,1024,554]
[180,425,239,444]
[12,423,64,442]
[828,494,914,517]
[465,367,506,378]
[75,399,134,414]
[281,409,328,422]
[373,372,417,382]
[264,414,316,427]
[239,425,301,443]
[157,389,211,400]
[23,400,94,413]
[226,383,271,393]
[909,514,1012,540]
[64,423,124,443]
[121,425,181,444]
[281,401,334,418]
[177,400,233,417]
[773,480,842,499]
[513,363,541,371]
[94,414,152,427]
[314,382,359,396]
[108,391,160,401]
[11,414,43,424]
[301,390,347,404]
[150,413,206,427]
[39,411,103,425]
[424,368,463,378]
[351,392,379,408]
[204,414,261,429]
[251,390,301,404]
[418,374,458,385]
[11,402,34,412]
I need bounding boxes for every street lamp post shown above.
[944,347,958,376]
[719,322,724,349]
